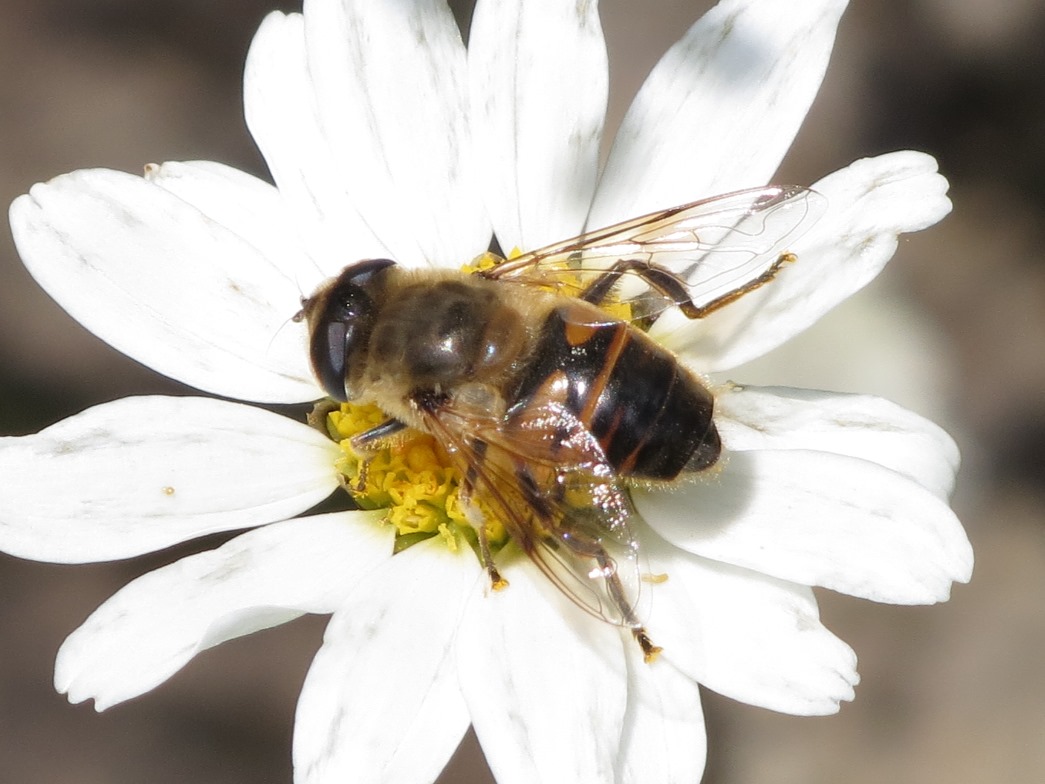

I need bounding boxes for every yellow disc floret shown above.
[327,402,507,554]
[461,250,505,274]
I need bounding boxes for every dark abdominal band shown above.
[507,307,718,481]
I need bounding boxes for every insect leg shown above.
[581,253,796,320]
[678,251,797,319]
[353,459,370,494]
[554,526,662,662]
[633,628,662,664]
[339,419,409,493]
[350,417,408,450]
[475,521,509,592]
[592,547,662,663]
[580,258,684,310]
[459,441,509,592]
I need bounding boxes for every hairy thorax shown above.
[360,272,536,417]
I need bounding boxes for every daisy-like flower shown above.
[2,0,972,782]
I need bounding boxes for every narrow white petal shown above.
[591,0,848,228]
[457,560,627,784]
[244,11,389,280]
[642,533,858,715]
[618,654,706,784]
[469,0,607,251]
[9,169,320,402]
[0,396,339,562]
[716,384,961,498]
[55,512,391,711]
[303,0,489,268]
[636,449,973,604]
[294,541,476,784]
[654,151,952,371]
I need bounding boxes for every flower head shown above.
[3,1,971,782]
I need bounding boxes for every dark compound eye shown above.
[308,259,395,400]
[342,258,396,288]
[332,290,368,319]
[312,323,346,399]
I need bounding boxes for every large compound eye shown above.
[312,313,351,401]
[307,259,394,401]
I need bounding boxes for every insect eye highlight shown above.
[331,286,371,320]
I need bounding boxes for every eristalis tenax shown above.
[297,185,824,661]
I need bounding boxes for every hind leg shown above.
[580,252,797,319]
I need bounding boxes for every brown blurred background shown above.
[1,0,1042,781]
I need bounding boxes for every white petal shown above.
[643,533,858,715]
[469,0,607,251]
[303,0,489,268]
[55,512,392,711]
[10,168,320,402]
[636,449,973,604]
[244,11,389,279]
[654,151,952,371]
[143,160,320,288]
[715,384,961,498]
[0,396,339,562]
[619,654,706,784]
[294,540,475,784]
[457,559,627,784]
[590,0,847,228]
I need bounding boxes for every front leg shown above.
[349,417,408,451]
[339,418,408,494]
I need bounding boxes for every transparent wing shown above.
[484,185,826,320]
[420,394,648,629]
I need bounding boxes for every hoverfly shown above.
[298,185,825,660]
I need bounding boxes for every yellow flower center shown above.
[461,249,504,273]
[326,402,508,555]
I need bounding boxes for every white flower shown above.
[2,1,972,782]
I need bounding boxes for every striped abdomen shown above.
[507,301,720,481]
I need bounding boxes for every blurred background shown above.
[0,0,1041,781]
